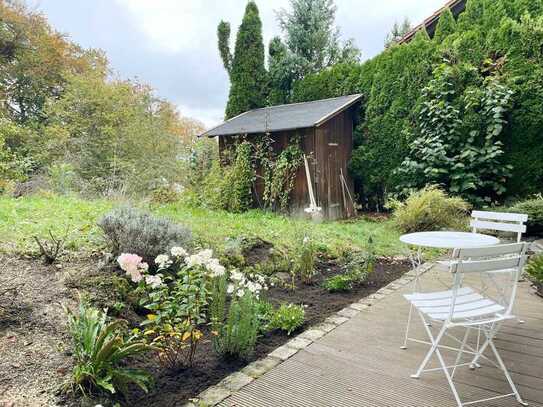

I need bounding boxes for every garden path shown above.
[218,265,543,407]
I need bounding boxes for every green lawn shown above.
[0,194,405,257]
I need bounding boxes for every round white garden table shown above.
[400,231,500,249]
[399,231,500,349]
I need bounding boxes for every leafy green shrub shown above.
[141,254,212,368]
[392,186,470,233]
[525,254,543,295]
[150,185,181,205]
[509,196,543,235]
[324,240,376,293]
[270,303,305,335]
[396,65,514,206]
[322,274,354,292]
[98,206,192,266]
[65,301,152,395]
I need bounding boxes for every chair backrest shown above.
[470,210,528,243]
[448,242,528,321]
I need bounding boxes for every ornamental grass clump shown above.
[98,206,192,266]
[65,301,152,396]
[391,186,470,233]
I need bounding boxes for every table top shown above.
[399,231,500,249]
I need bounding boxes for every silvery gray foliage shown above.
[98,206,192,266]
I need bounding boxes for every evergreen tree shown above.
[268,37,297,105]
[385,17,412,47]
[433,7,457,43]
[268,0,360,104]
[218,1,268,119]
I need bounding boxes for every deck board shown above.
[219,266,543,407]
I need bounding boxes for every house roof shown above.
[398,0,466,44]
[202,94,363,137]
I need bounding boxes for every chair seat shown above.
[404,287,506,322]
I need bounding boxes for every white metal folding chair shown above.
[471,210,528,243]
[403,242,529,407]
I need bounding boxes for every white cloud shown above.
[115,0,290,54]
[108,0,446,126]
[177,103,224,130]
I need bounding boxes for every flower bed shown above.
[84,253,408,406]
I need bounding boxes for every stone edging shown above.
[183,262,435,407]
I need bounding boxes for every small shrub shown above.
[211,270,267,360]
[322,274,354,292]
[391,186,471,233]
[270,303,305,335]
[509,196,543,235]
[215,291,260,360]
[33,228,67,264]
[293,234,317,284]
[150,185,181,205]
[141,254,211,368]
[65,301,152,396]
[525,254,543,295]
[98,206,192,266]
[256,300,274,333]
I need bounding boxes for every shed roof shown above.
[203,94,362,137]
[398,0,466,44]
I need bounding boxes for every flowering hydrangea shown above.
[155,254,172,269]
[117,253,146,282]
[206,258,226,277]
[145,274,163,289]
[170,246,188,258]
[185,249,214,268]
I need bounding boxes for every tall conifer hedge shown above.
[292,0,543,207]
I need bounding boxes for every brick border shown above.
[183,261,434,407]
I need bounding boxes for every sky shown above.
[29,0,446,128]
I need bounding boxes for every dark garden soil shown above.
[127,257,409,407]
[0,253,408,407]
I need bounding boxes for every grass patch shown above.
[0,194,404,257]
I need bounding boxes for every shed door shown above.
[327,142,341,220]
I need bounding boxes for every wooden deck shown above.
[219,266,543,406]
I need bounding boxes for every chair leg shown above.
[411,317,446,379]
[452,327,471,379]
[435,346,463,407]
[489,339,528,406]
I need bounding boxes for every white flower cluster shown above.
[155,254,172,269]
[154,247,226,278]
[227,270,267,298]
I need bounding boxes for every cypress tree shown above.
[433,8,457,43]
[219,1,268,119]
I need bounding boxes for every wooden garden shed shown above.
[202,94,362,220]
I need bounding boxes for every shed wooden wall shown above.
[217,106,356,220]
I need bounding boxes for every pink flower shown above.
[128,269,143,283]
[117,253,143,281]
